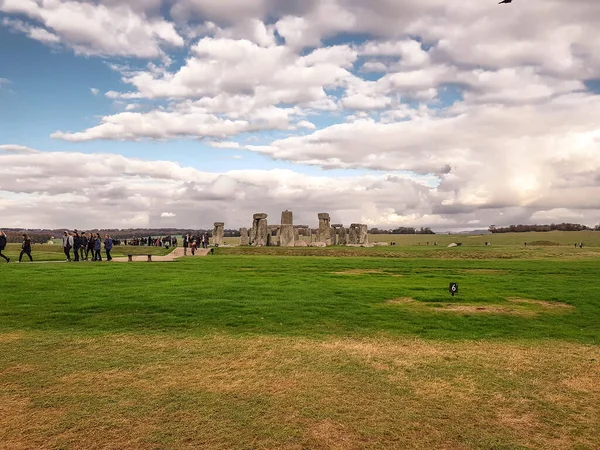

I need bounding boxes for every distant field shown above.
[369,230,600,247]
[1,244,599,448]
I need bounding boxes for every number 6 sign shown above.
[449,283,458,297]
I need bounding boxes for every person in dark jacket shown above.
[104,234,113,261]
[86,232,95,260]
[72,231,81,262]
[94,233,102,261]
[80,233,88,260]
[0,230,9,263]
[19,234,33,262]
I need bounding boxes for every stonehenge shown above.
[239,228,249,246]
[317,213,331,246]
[279,210,295,247]
[207,212,369,248]
[241,211,368,248]
[251,213,268,247]
[213,222,224,246]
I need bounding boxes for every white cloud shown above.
[3,0,600,229]
[0,145,447,229]
[90,88,99,96]
[0,0,184,58]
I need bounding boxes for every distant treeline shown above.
[0,228,242,244]
[489,223,600,233]
[370,227,435,235]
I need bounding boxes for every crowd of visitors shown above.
[126,236,177,248]
[61,230,114,262]
[0,230,185,263]
[182,233,209,255]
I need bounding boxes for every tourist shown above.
[72,231,80,262]
[0,230,9,263]
[80,232,88,260]
[19,233,33,262]
[183,234,188,256]
[94,233,102,261]
[62,231,73,262]
[104,234,113,261]
[86,232,95,260]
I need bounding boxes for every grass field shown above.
[1,236,599,449]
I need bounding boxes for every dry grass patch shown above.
[386,297,415,305]
[508,297,574,309]
[438,304,536,316]
[0,332,25,343]
[1,333,599,449]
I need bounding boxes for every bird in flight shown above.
[499,0,513,4]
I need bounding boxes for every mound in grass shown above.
[527,241,561,246]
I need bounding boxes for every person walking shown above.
[94,233,102,261]
[72,231,81,262]
[104,234,113,261]
[62,231,73,261]
[183,234,188,256]
[80,232,88,260]
[86,232,95,260]
[19,234,33,262]
[0,230,10,263]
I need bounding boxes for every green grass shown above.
[1,245,599,449]
[1,251,598,343]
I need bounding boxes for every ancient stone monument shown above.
[317,213,331,245]
[333,224,346,246]
[243,211,368,248]
[251,213,268,247]
[349,224,369,245]
[280,210,295,247]
[239,227,249,246]
[213,222,224,246]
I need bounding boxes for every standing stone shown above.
[330,227,338,245]
[332,224,344,246]
[348,224,359,245]
[336,226,348,246]
[240,228,249,246]
[280,210,295,247]
[281,210,293,225]
[251,213,268,247]
[293,227,300,241]
[213,222,224,246]
[317,213,331,245]
[358,224,369,245]
[349,224,369,245]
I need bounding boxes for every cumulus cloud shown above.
[3,0,600,229]
[0,0,183,58]
[0,146,448,230]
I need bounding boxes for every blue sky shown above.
[1,0,599,230]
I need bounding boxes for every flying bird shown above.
[499,0,513,4]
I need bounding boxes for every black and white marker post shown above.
[449,283,459,297]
